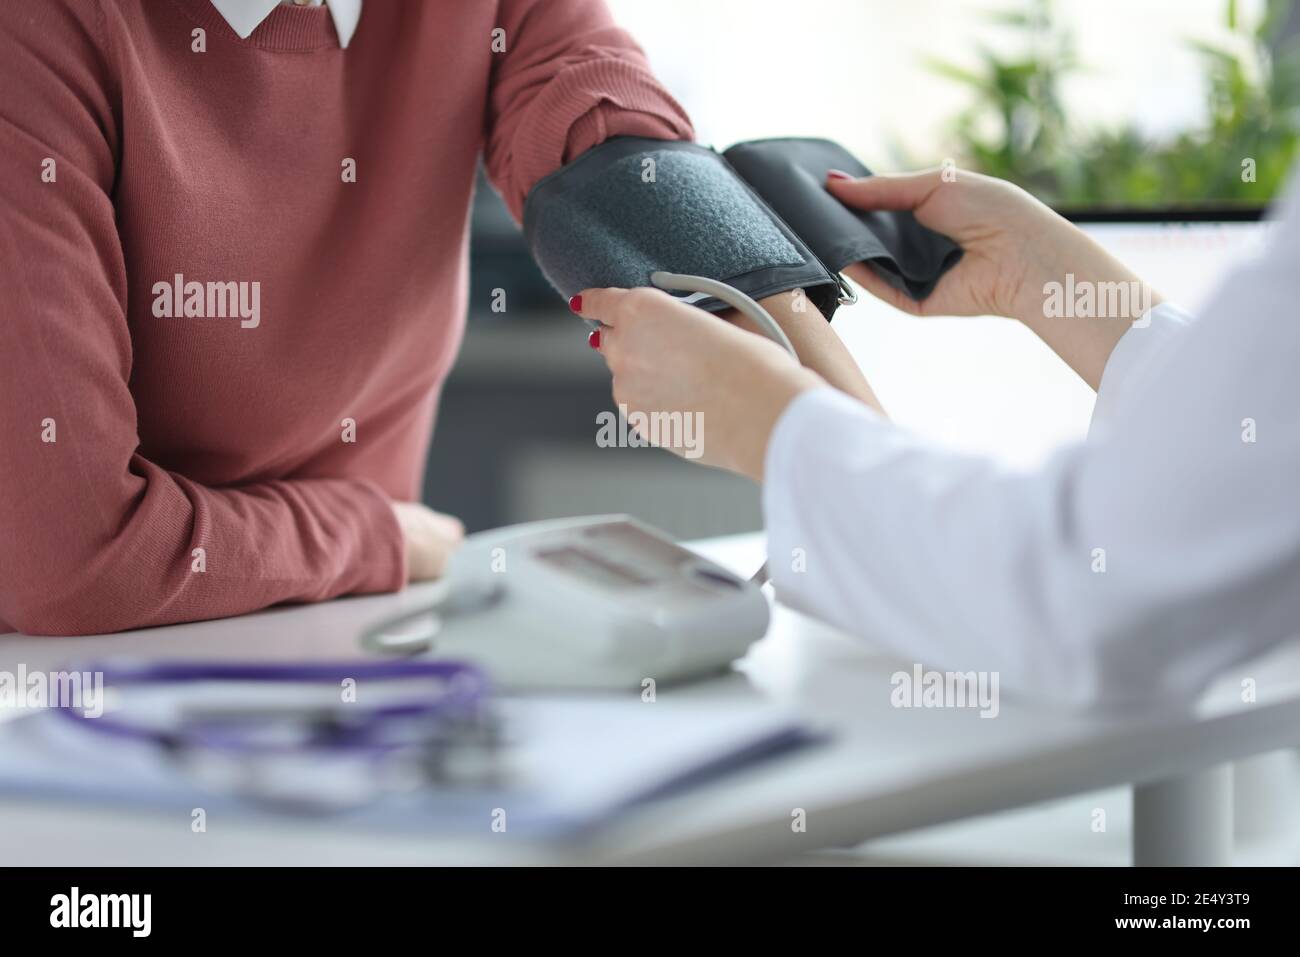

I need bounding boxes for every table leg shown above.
[1132,764,1233,867]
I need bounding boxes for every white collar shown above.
[208,0,362,48]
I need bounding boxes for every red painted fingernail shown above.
[826,169,852,181]
[587,328,601,350]
[568,294,583,314]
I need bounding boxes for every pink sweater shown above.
[0,0,692,635]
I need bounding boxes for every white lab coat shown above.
[763,181,1300,712]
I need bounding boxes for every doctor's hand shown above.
[826,167,1161,389]
[826,167,1064,322]
[573,287,824,481]
[391,502,464,581]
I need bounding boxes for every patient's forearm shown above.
[725,291,885,414]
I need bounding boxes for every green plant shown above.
[927,0,1300,207]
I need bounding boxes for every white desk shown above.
[3,534,1300,866]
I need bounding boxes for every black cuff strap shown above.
[722,138,963,301]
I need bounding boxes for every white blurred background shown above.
[612,0,1246,159]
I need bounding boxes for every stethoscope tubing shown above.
[649,271,799,358]
[53,659,491,756]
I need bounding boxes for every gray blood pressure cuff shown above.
[523,136,962,319]
[722,138,964,301]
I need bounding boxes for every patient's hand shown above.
[391,503,465,581]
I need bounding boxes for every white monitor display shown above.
[835,216,1270,467]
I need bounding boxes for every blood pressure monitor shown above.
[360,516,771,690]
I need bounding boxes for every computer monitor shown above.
[1067,208,1269,313]
[835,209,1271,467]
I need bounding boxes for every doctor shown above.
[572,166,1300,711]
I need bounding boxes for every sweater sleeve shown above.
[484,0,694,221]
[0,1,405,636]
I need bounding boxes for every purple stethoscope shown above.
[55,659,501,811]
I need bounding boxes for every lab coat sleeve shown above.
[1089,301,1194,440]
[483,0,694,221]
[763,185,1300,711]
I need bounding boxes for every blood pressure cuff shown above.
[722,138,964,301]
[523,136,963,319]
[524,137,842,317]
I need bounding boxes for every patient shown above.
[0,4,567,633]
[1,0,685,634]
[0,0,868,636]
